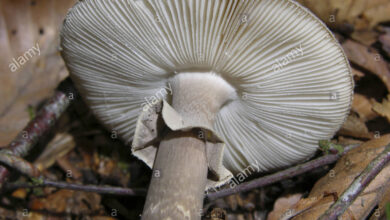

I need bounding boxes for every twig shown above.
[2,178,146,197]
[206,144,360,201]
[0,150,40,177]
[318,143,390,220]
[0,79,76,186]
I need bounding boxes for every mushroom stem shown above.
[141,131,208,220]
[142,73,236,220]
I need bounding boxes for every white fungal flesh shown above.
[61,0,353,173]
[169,72,237,129]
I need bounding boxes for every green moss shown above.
[319,140,344,155]
[30,177,44,185]
[27,105,36,120]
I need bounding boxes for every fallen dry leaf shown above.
[342,40,390,92]
[11,188,27,199]
[297,0,390,31]
[370,186,390,220]
[338,114,373,139]
[352,94,377,122]
[379,33,390,59]
[29,189,103,215]
[34,133,76,171]
[363,2,390,30]
[273,134,390,220]
[337,136,365,146]
[292,195,354,220]
[56,156,83,180]
[0,0,75,146]
[267,194,302,220]
[372,95,390,123]
[351,30,379,46]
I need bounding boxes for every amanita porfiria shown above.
[60,0,353,219]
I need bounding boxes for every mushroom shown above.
[60,0,353,219]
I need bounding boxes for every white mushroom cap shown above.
[61,0,353,174]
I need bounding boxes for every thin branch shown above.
[319,143,390,220]
[0,150,40,177]
[2,178,146,197]
[0,79,76,186]
[206,144,360,201]
[0,132,362,201]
